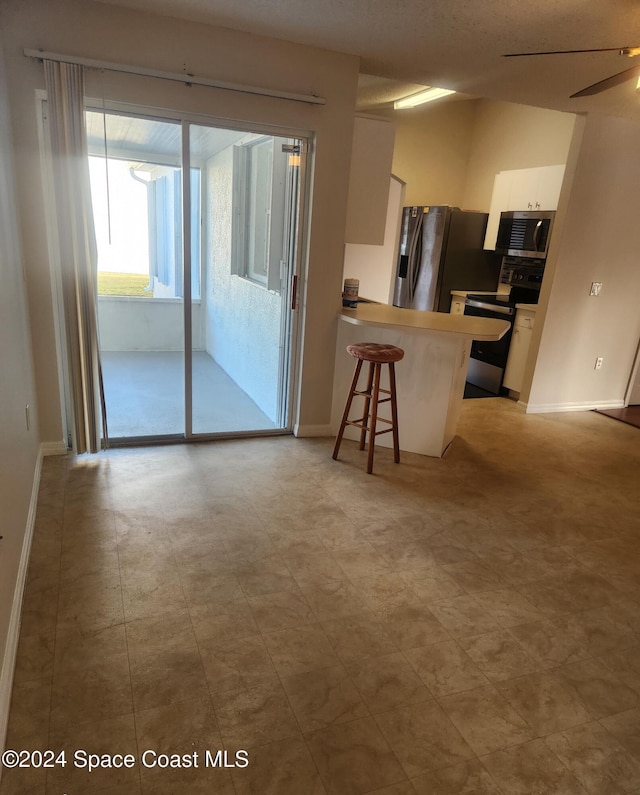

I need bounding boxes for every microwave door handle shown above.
[533,219,542,251]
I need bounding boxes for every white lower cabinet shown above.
[503,308,536,392]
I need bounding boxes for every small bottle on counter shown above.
[342,278,359,308]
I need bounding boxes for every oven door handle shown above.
[465,299,514,315]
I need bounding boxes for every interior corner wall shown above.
[383,98,575,215]
[0,0,359,439]
[525,112,640,412]
[384,100,479,207]
[461,99,576,212]
[0,36,40,743]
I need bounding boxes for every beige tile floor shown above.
[2,399,640,794]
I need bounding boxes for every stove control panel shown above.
[499,256,545,292]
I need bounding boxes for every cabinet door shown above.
[484,171,512,250]
[534,165,565,210]
[345,117,395,244]
[507,169,539,210]
[503,325,533,392]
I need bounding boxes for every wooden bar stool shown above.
[333,342,404,474]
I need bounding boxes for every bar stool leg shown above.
[332,359,363,461]
[367,362,382,475]
[359,362,375,451]
[389,362,400,464]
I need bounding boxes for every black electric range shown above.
[463,288,539,394]
[464,293,517,315]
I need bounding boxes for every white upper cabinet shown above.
[506,168,540,211]
[345,116,396,245]
[484,164,565,249]
[534,165,565,211]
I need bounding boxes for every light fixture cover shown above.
[394,87,455,109]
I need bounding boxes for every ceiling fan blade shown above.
[571,64,640,97]
[504,47,638,57]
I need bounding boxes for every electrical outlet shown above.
[590,282,603,296]
[595,357,603,370]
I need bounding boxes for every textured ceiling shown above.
[97,0,640,120]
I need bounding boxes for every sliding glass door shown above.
[87,112,185,438]
[188,124,300,435]
[85,109,304,443]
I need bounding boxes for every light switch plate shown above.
[590,282,602,296]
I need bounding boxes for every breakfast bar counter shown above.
[331,304,510,458]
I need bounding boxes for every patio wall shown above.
[97,296,205,351]
[204,145,281,422]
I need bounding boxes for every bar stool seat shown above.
[332,342,404,474]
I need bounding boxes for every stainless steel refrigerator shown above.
[392,206,502,312]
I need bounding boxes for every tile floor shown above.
[2,398,640,794]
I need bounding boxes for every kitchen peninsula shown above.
[331,304,510,458]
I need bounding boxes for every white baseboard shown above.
[40,440,67,456]
[524,399,626,414]
[0,448,43,762]
[293,423,333,438]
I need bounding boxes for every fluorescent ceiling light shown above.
[394,87,455,109]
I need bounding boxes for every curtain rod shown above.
[24,48,326,106]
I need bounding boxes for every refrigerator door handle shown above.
[407,212,423,301]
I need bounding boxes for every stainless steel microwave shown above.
[495,210,555,259]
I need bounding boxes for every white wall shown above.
[461,99,576,212]
[380,97,575,213]
[204,146,281,421]
[0,0,359,441]
[386,100,478,207]
[0,38,40,750]
[524,113,640,412]
[629,356,640,405]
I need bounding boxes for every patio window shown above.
[147,165,201,300]
[87,109,201,301]
[231,136,286,292]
